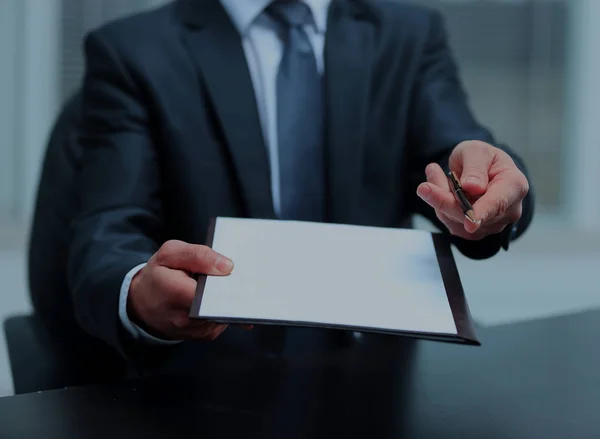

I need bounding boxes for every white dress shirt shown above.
[119,0,332,344]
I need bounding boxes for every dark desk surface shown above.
[1,310,599,439]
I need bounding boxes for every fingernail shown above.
[468,219,483,231]
[216,256,234,274]
[463,176,482,186]
[465,220,479,233]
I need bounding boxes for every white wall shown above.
[563,0,600,230]
[0,0,61,227]
[17,0,62,225]
[0,0,19,223]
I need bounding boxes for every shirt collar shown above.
[303,0,330,33]
[219,0,331,35]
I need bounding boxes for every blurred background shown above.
[0,0,598,395]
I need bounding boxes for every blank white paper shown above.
[196,218,457,336]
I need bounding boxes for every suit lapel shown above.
[178,0,275,219]
[324,0,376,223]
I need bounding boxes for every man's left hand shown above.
[416,140,529,240]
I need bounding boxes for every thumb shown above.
[154,240,234,276]
[452,143,493,196]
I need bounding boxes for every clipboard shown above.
[190,217,479,346]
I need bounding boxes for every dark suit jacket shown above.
[69,0,534,355]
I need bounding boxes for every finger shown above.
[153,266,198,309]
[436,211,465,234]
[168,311,210,334]
[437,209,482,237]
[417,182,465,223]
[238,324,254,331]
[438,212,478,241]
[472,175,528,225]
[155,240,234,275]
[425,163,451,191]
[450,142,493,196]
[463,216,482,234]
[440,212,507,241]
[417,163,449,203]
[484,202,523,226]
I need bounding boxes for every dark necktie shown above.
[256,2,335,356]
[268,0,325,222]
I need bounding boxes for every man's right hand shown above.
[127,240,238,341]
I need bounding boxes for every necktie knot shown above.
[267,1,313,28]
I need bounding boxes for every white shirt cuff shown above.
[119,262,182,345]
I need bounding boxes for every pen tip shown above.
[465,210,478,224]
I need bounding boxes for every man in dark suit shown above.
[70,0,533,369]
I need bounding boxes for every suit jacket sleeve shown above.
[407,10,534,260]
[68,31,165,355]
